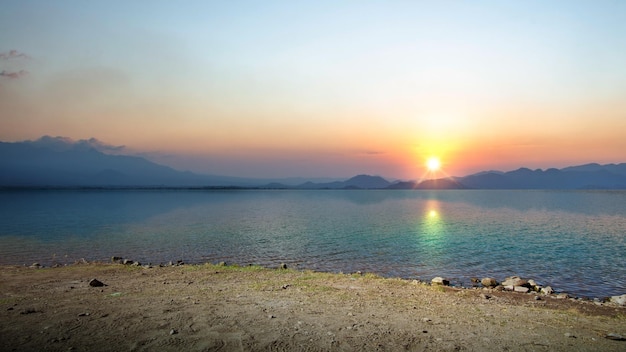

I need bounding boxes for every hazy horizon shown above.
[2,1,625,179]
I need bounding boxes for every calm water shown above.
[1,189,625,298]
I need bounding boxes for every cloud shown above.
[0,50,31,80]
[356,150,385,156]
[29,136,127,154]
[0,50,30,60]
[76,137,127,153]
[0,70,28,79]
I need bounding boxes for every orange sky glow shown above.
[1,1,625,179]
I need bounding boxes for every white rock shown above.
[610,294,626,305]
[431,277,450,286]
[502,276,529,287]
[514,286,530,293]
[540,286,554,295]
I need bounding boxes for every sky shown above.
[1,1,625,179]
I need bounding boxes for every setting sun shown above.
[426,157,441,172]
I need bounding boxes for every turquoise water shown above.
[1,189,625,298]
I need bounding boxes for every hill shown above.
[1,136,625,189]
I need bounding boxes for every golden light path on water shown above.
[420,199,444,252]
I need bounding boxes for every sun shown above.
[426,157,441,172]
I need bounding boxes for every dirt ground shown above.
[1,263,625,351]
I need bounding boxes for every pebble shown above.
[88,279,106,287]
[169,329,178,335]
[564,332,576,338]
[480,293,491,300]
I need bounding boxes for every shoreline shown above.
[1,262,625,351]
[22,257,626,303]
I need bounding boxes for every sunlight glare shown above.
[426,157,441,172]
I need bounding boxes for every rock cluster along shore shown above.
[110,256,185,268]
[431,275,626,306]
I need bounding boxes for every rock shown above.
[541,286,554,295]
[169,329,178,335]
[514,286,530,293]
[89,279,106,287]
[564,332,576,338]
[480,293,491,300]
[534,296,541,301]
[122,259,133,265]
[501,276,530,288]
[605,333,626,341]
[111,256,123,263]
[609,294,626,306]
[556,293,570,299]
[480,278,498,288]
[431,277,449,286]
[279,263,288,270]
[503,285,514,291]
[29,263,41,269]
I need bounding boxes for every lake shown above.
[1,189,624,298]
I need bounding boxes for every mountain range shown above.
[1,136,625,189]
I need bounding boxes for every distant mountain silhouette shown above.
[289,174,391,190]
[1,136,625,189]
[458,165,626,189]
[0,137,254,187]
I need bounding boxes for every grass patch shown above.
[183,263,268,273]
[430,285,446,293]
[0,297,18,305]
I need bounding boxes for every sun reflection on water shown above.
[420,200,444,249]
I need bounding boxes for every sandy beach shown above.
[1,262,625,351]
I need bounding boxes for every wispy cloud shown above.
[0,50,30,60]
[356,150,386,156]
[29,136,127,154]
[0,70,28,79]
[0,50,31,80]
[77,137,127,153]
